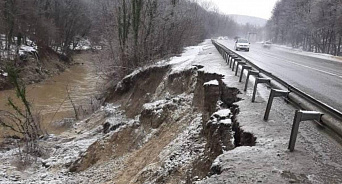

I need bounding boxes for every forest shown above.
[266,0,342,56]
[0,0,246,77]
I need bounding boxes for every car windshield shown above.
[238,39,248,43]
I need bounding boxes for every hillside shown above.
[229,14,267,27]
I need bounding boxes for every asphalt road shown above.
[218,40,342,113]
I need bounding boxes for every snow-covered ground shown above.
[0,36,38,60]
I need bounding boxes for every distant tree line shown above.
[267,0,342,56]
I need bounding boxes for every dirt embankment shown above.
[0,49,71,91]
[67,63,256,183]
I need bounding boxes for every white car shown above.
[263,41,272,49]
[234,38,250,52]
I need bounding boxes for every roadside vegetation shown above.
[0,65,43,165]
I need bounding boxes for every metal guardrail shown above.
[212,40,342,122]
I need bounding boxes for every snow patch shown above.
[19,45,38,56]
[168,44,204,75]
[143,99,168,110]
[204,80,219,86]
[219,119,232,125]
[0,69,7,77]
[213,109,231,118]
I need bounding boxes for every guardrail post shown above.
[244,70,259,91]
[229,56,238,68]
[232,58,241,71]
[264,89,290,120]
[227,55,232,65]
[288,110,323,152]
[226,53,231,63]
[252,78,271,102]
[235,61,246,76]
[239,65,252,82]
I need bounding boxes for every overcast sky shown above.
[203,0,279,20]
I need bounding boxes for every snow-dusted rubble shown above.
[0,104,131,183]
[136,114,205,183]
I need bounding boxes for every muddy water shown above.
[0,53,104,139]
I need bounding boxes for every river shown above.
[0,53,104,140]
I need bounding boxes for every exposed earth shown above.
[1,40,342,184]
[0,49,75,91]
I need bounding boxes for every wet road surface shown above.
[219,40,342,112]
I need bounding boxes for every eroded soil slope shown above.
[68,62,252,183]
[0,42,255,184]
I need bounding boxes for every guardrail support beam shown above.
[252,78,271,102]
[228,55,232,65]
[232,58,242,71]
[235,61,246,76]
[244,70,259,91]
[227,54,232,63]
[239,66,252,82]
[288,110,323,152]
[264,89,290,120]
[229,56,238,68]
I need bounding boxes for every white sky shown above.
[202,0,279,20]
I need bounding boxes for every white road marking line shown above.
[249,49,342,79]
[279,57,342,78]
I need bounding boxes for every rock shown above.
[109,123,124,132]
[103,122,125,134]
[210,164,222,175]
[41,173,47,179]
[42,161,51,168]
[103,122,111,134]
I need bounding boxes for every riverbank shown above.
[0,49,72,91]
[0,52,106,142]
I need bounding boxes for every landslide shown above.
[69,64,256,183]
